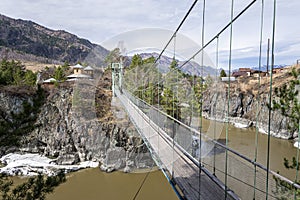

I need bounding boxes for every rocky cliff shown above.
[202,78,294,139]
[0,74,153,172]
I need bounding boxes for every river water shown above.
[11,168,178,200]
[47,120,296,199]
[10,118,297,199]
[49,119,297,199]
[201,118,298,180]
[46,168,178,200]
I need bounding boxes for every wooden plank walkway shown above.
[116,90,239,200]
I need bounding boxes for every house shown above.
[238,68,252,76]
[42,78,57,89]
[251,70,264,77]
[232,68,270,78]
[239,68,251,72]
[232,68,252,78]
[67,64,94,81]
[252,71,268,77]
[221,77,236,82]
[83,66,94,78]
[232,71,248,78]
[273,68,285,74]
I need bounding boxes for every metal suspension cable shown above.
[154,0,199,63]
[127,0,258,96]
[199,0,206,198]
[132,164,155,200]
[191,56,195,163]
[265,38,272,200]
[171,34,177,180]
[126,0,259,103]
[157,60,160,159]
[133,0,258,96]
[213,36,219,176]
[142,74,144,101]
[178,0,257,70]
[253,0,265,198]
[225,0,234,199]
[200,157,278,199]
[175,52,179,181]
[266,0,277,198]
[125,0,199,94]
[295,123,300,199]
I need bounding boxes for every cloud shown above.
[0,0,299,66]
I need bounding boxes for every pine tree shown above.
[220,69,227,78]
[129,54,143,69]
[273,67,300,137]
[24,70,37,86]
[0,171,66,200]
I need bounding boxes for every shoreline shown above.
[0,153,99,176]
[0,152,159,177]
[203,113,293,140]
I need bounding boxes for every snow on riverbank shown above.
[233,122,249,129]
[0,153,98,176]
[294,141,300,149]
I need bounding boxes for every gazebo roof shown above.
[43,78,57,83]
[84,66,94,71]
[67,74,91,79]
[72,64,84,69]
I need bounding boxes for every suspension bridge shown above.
[109,0,300,199]
[112,87,299,200]
[115,88,238,200]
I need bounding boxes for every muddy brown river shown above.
[49,119,298,199]
[10,118,298,200]
[45,168,178,200]
[202,118,298,180]
[11,168,178,200]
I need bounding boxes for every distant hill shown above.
[128,52,219,77]
[0,14,109,66]
[251,64,289,71]
[231,64,289,73]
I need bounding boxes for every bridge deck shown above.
[116,90,237,200]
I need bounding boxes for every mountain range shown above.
[0,14,109,66]
[1,14,283,75]
[133,52,220,76]
[0,14,221,76]
[251,64,288,71]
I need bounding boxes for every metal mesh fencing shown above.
[121,89,298,199]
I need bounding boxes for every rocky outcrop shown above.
[0,87,34,116]
[0,79,154,172]
[202,83,293,139]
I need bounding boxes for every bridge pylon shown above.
[111,62,123,96]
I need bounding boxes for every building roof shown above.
[221,77,236,82]
[67,74,91,79]
[232,71,248,77]
[43,78,57,83]
[251,70,263,73]
[72,64,84,69]
[66,78,78,82]
[84,66,94,71]
[238,68,251,72]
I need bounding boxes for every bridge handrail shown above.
[122,91,240,199]
[123,89,300,190]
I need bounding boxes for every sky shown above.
[0,0,299,69]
